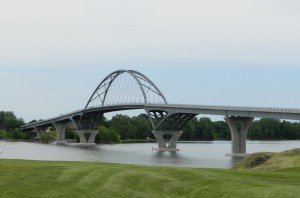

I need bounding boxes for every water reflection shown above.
[0,141,299,169]
[152,151,181,165]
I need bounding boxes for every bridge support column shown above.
[224,116,254,157]
[34,127,44,140]
[36,131,42,140]
[76,130,98,146]
[152,130,183,151]
[53,123,68,144]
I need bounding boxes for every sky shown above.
[1,0,300,122]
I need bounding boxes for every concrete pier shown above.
[53,123,69,144]
[55,126,67,142]
[152,130,183,151]
[33,127,44,140]
[224,116,254,156]
[76,130,99,144]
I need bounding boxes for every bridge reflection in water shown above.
[21,70,300,156]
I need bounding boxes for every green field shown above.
[1,152,300,198]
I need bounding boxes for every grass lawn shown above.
[0,158,300,198]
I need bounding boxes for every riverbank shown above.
[1,152,300,197]
[120,139,156,143]
[233,148,300,170]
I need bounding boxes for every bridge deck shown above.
[21,103,300,130]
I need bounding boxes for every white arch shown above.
[85,70,168,109]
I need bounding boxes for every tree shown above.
[197,117,215,141]
[248,119,281,140]
[98,126,120,143]
[0,111,24,131]
[0,130,9,139]
[28,119,38,124]
[182,118,197,140]
[99,116,110,128]
[63,128,78,140]
[248,121,263,139]
[110,114,137,139]
[214,121,230,140]
[131,116,151,139]
[39,133,51,143]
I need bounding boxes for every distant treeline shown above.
[98,114,300,141]
[1,111,300,142]
[182,117,300,141]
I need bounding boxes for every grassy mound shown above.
[233,148,300,170]
[1,159,300,197]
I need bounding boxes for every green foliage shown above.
[107,115,300,141]
[214,121,231,140]
[47,131,57,138]
[98,116,110,128]
[182,117,300,141]
[198,117,215,140]
[109,114,152,140]
[97,126,120,143]
[0,130,9,139]
[0,111,24,131]
[182,117,216,141]
[182,118,197,140]
[248,118,300,140]
[110,114,136,139]
[39,133,51,143]
[131,115,152,139]
[0,130,33,140]
[11,130,30,140]
[2,110,300,142]
[110,115,137,139]
[65,129,78,140]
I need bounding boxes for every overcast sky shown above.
[1,0,300,121]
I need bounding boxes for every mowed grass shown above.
[0,159,300,198]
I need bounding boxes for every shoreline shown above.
[2,139,300,144]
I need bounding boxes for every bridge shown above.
[21,70,300,156]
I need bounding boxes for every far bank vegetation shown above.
[1,111,300,143]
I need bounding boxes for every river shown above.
[0,140,299,168]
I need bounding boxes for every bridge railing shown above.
[145,103,300,114]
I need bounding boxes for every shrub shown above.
[47,131,57,139]
[6,130,30,140]
[0,130,8,139]
[39,133,51,143]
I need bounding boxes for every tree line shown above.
[0,111,34,140]
[1,111,300,143]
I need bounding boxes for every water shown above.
[0,141,299,168]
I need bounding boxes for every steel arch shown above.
[155,113,197,131]
[85,70,168,109]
